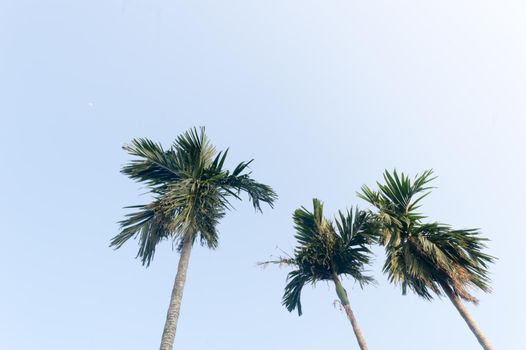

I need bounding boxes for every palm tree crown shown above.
[111,127,277,265]
[359,169,495,303]
[264,199,375,315]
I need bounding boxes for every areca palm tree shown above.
[262,199,375,350]
[111,127,277,350]
[359,170,495,350]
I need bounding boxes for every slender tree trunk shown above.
[159,238,193,350]
[332,274,369,350]
[443,286,495,350]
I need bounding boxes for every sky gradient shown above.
[1,1,525,349]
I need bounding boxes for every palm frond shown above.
[121,138,181,193]
[172,127,216,179]
[220,171,278,212]
[283,269,312,316]
[336,207,378,246]
[111,201,172,266]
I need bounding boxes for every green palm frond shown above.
[121,139,181,194]
[359,169,435,223]
[336,207,378,248]
[220,170,277,212]
[283,270,313,316]
[112,127,277,266]
[111,201,173,266]
[361,169,495,303]
[172,127,216,179]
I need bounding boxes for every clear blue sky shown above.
[1,1,524,349]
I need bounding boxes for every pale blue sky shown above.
[1,1,525,349]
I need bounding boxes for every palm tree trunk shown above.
[332,274,369,350]
[443,286,495,350]
[159,238,193,350]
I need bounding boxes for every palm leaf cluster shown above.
[359,170,494,303]
[266,199,376,315]
[111,127,277,265]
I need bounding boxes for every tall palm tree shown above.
[111,127,277,350]
[262,199,375,350]
[359,170,495,350]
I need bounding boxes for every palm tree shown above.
[359,170,495,350]
[111,127,277,350]
[262,199,375,350]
